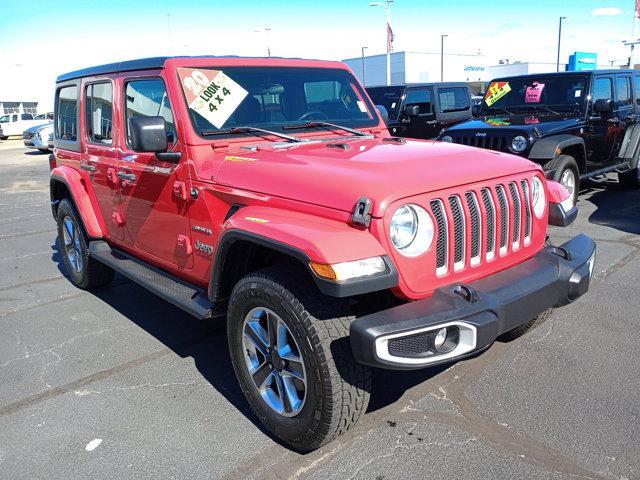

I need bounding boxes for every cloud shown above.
[591,7,623,17]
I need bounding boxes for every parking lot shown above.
[0,140,638,479]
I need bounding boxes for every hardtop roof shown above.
[56,56,348,83]
[490,69,636,83]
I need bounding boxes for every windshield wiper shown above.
[282,121,368,137]
[484,106,513,115]
[515,105,560,115]
[201,126,302,143]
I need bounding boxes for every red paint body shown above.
[52,57,569,299]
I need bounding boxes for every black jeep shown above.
[367,82,472,139]
[439,70,640,203]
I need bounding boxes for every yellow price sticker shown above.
[485,82,511,107]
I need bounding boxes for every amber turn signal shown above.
[309,262,337,280]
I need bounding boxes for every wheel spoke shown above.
[63,218,73,246]
[251,362,272,389]
[281,374,302,413]
[244,321,269,356]
[272,373,291,414]
[266,311,279,349]
[283,362,305,383]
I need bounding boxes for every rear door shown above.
[435,85,472,133]
[80,78,123,240]
[402,86,436,139]
[116,73,192,268]
[587,75,616,166]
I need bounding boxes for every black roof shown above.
[56,55,308,83]
[491,69,636,81]
[366,82,469,89]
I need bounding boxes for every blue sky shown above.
[0,0,636,109]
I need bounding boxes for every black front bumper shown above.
[350,234,596,370]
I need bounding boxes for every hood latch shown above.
[351,197,372,228]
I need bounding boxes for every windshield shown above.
[481,74,589,114]
[0,115,10,123]
[366,86,403,121]
[178,66,378,137]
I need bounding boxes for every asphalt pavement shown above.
[0,141,638,479]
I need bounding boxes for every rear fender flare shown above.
[209,207,398,300]
[50,166,105,238]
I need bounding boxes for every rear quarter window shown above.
[438,87,470,113]
[56,85,79,142]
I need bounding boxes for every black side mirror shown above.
[594,98,613,115]
[376,105,389,126]
[404,105,420,117]
[472,104,482,117]
[129,116,168,153]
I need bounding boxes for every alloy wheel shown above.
[62,216,83,273]
[242,307,307,417]
[560,169,576,198]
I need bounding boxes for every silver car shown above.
[23,122,54,152]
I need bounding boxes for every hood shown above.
[446,114,584,136]
[25,122,53,133]
[212,137,541,217]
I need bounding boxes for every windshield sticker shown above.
[178,68,248,129]
[356,100,368,113]
[574,89,582,98]
[525,82,545,103]
[485,81,511,106]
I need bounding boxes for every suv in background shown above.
[50,56,594,451]
[440,71,640,203]
[367,82,472,139]
[0,112,44,139]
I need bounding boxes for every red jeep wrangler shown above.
[50,56,595,451]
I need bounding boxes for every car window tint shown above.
[56,86,78,141]
[405,88,432,115]
[593,77,613,102]
[125,79,176,146]
[85,83,113,144]
[615,76,631,107]
[438,87,470,112]
[21,113,33,120]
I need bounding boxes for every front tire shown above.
[227,266,370,451]
[56,199,114,289]
[544,155,580,206]
[498,308,553,342]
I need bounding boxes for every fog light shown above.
[434,328,447,350]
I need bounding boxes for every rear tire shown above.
[0,136,8,140]
[544,155,580,205]
[498,308,553,342]
[227,265,370,451]
[56,199,114,289]
[619,164,640,189]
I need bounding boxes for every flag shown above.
[386,21,394,53]
[637,0,640,18]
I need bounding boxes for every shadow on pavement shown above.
[584,179,640,235]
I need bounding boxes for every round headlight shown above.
[531,176,546,218]
[511,135,528,153]
[441,135,453,143]
[390,204,434,257]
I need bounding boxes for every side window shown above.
[593,77,613,102]
[85,82,113,144]
[615,76,632,107]
[21,113,33,120]
[55,85,78,141]
[405,88,433,115]
[125,78,175,146]
[438,87,470,113]
[635,76,640,106]
[12,114,17,122]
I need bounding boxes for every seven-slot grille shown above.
[449,134,510,152]
[430,179,534,276]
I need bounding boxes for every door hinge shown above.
[173,181,189,201]
[177,234,193,255]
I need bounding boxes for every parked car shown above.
[50,56,595,451]
[23,122,54,152]
[366,82,472,139]
[35,112,54,120]
[440,70,640,204]
[0,112,46,139]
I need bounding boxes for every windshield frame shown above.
[479,73,591,118]
[177,65,381,141]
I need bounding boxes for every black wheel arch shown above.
[208,230,399,303]
[528,134,587,174]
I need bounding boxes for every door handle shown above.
[80,163,96,172]
[116,171,136,182]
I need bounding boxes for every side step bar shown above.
[88,241,213,319]
[580,161,631,181]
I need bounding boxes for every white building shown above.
[342,50,488,87]
[0,100,39,115]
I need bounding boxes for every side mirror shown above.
[472,104,482,117]
[129,116,168,153]
[594,98,613,115]
[376,105,389,126]
[404,105,420,117]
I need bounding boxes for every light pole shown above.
[253,27,272,57]
[556,16,566,72]
[623,39,640,67]
[369,0,394,86]
[361,46,368,86]
[440,34,448,82]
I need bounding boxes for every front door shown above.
[117,75,192,269]
[81,79,123,240]
[402,87,437,139]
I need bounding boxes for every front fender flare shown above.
[50,166,105,238]
[528,134,586,164]
[209,207,398,300]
